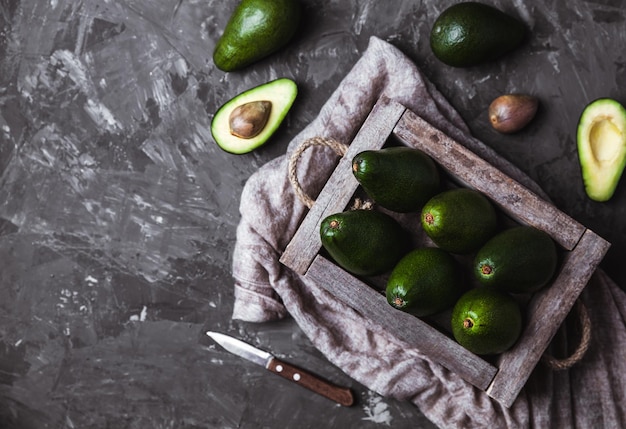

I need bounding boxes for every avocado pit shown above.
[229,100,272,139]
[488,94,539,134]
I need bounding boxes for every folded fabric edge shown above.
[232,281,288,322]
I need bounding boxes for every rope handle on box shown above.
[288,136,349,209]
[541,299,591,370]
[288,136,591,371]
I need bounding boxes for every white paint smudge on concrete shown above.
[362,392,392,426]
[547,51,561,74]
[353,2,371,35]
[51,50,90,91]
[151,76,172,109]
[173,57,188,78]
[130,305,148,322]
[29,50,122,131]
[84,98,121,131]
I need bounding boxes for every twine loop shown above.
[541,299,591,370]
[288,136,349,208]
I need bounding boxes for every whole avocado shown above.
[474,226,558,294]
[214,0,302,72]
[386,247,464,317]
[421,188,498,254]
[320,209,409,277]
[430,2,527,67]
[352,147,441,213]
[451,287,523,355]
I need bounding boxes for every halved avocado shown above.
[577,98,626,201]
[211,78,297,154]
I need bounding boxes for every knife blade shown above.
[206,331,354,406]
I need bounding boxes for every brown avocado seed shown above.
[229,100,272,139]
[489,94,539,134]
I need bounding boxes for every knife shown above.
[206,331,354,406]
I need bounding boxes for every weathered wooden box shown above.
[279,96,610,407]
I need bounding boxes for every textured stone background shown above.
[0,1,624,428]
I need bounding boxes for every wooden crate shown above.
[279,96,610,407]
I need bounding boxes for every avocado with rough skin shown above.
[421,188,498,254]
[386,247,465,317]
[474,226,558,294]
[213,0,302,72]
[320,209,410,277]
[451,287,523,355]
[211,78,297,154]
[430,2,527,68]
[352,147,441,213]
[577,98,626,202]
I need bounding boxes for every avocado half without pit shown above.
[211,78,297,154]
[577,98,626,201]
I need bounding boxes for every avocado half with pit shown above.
[577,98,626,201]
[211,78,297,154]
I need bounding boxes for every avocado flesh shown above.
[430,2,527,67]
[211,78,297,154]
[213,0,301,72]
[577,98,626,202]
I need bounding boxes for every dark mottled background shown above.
[0,0,624,428]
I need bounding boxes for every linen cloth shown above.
[231,36,626,428]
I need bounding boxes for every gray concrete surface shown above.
[1,1,625,428]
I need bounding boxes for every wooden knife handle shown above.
[266,357,354,406]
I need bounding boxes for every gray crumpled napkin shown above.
[231,36,626,428]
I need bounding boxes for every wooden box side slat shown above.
[306,255,499,390]
[486,229,610,406]
[280,97,407,274]
[393,109,586,251]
